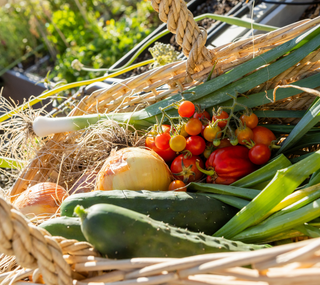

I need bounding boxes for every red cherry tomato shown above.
[168,180,187,192]
[252,126,277,146]
[145,136,176,163]
[235,127,254,145]
[170,154,204,184]
[178,101,195,118]
[249,144,271,165]
[155,133,171,150]
[240,113,259,129]
[213,110,229,128]
[193,110,211,121]
[161,124,171,134]
[185,118,202,136]
[185,136,206,156]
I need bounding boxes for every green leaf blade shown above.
[213,150,320,239]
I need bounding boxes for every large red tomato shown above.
[170,154,204,184]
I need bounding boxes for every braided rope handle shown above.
[0,197,99,285]
[150,0,213,74]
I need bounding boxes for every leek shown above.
[188,183,260,200]
[232,198,320,243]
[0,157,25,169]
[32,25,320,137]
[231,154,291,188]
[252,182,320,225]
[204,194,249,210]
[213,150,320,239]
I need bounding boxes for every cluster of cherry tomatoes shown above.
[145,100,277,191]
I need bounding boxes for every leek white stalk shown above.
[32,113,152,137]
[33,116,80,137]
[95,147,172,191]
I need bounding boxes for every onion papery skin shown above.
[13,182,68,218]
[69,170,98,195]
[96,147,172,191]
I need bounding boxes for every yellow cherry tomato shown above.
[169,135,187,152]
[203,125,221,142]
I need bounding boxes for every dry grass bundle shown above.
[0,95,145,201]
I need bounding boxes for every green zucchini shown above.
[60,190,238,235]
[39,216,86,241]
[75,204,270,259]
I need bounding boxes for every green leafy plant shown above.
[50,1,159,82]
[0,2,41,69]
[0,0,160,83]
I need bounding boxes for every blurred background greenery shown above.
[0,0,161,82]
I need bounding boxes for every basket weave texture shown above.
[1,196,320,285]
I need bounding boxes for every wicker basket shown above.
[1,196,320,285]
[2,1,320,284]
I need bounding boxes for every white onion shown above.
[95,147,172,191]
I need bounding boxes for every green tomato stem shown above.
[196,160,214,176]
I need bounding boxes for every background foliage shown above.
[0,0,160,82]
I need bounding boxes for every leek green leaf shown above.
[188,183,260,200]
[213,150,320,239]
[277,97,320,154]
[231,154,291,188]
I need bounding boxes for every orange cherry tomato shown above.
[213,110,229,128]
[168,180,187,192]
[252,126,276,146]
[178,101,195,118]
[185,118,202,136]
[240,113,259,129]
[235,127,254,145]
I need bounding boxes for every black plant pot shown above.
[0,69,49,111]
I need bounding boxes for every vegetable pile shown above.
[3,15,320,262]
[145,98,277,189]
